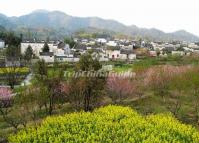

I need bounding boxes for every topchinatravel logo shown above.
[64,71,136,78]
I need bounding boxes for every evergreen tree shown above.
[64,37,76,48]
[6,45,21,59]
[34,59,48,80]
[24,45,33,62]
[42,42,49,52]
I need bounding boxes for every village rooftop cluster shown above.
[0,37,199,65]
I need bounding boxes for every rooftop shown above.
[39,52,54,56]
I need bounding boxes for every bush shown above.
[9,106,199,143]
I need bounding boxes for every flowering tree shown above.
[0,87,13,108]
[144,65,191,102]
[183,67,199,123]
[106,76,135,104]
[68,78,86,110]
[0,87,22,131]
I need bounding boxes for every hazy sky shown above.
[0,0,199,35]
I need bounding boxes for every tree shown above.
[106,77,135,104]
[44,78,64,115]
[185,68,199,123]
[68,79,85,110]
[3,45,22,89]
[33,59,67,115]
[24,45,33,62]
[6,45,21,59]
[176,45,185,51]
[15,86,40,125]
[156,48,161,57]
[3,66,21,89]
[0,87,13,108]
[42,42,49,52]
[167,74,185,116]
[77,52,101,71]
[64,37,76,48]
[144,65,191,103]
[144,66,172,102]
[0,87,26,132]
[69,52,105,111]
[0,31,21,47]
[34,59,48,81]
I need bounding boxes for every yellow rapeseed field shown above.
[9,105,199,143]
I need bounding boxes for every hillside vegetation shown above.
[9,106,199,143]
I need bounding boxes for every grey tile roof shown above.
[39,52,54,56]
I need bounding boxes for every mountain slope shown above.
[0,10,198,41]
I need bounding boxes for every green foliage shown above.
[74,28,113,39]
[132,55,199,73]
[42,42,50,53]
[24,45,33,62]
[77,52,101,71]
[34,60,48,80]
[0,67,29,89]
[6,45,21,59]
[156,48,160,56]
[64,37,76,48]
[9,105,199,143]
[0,32,21,60]
[113,63,134,72]
[132,58,159,73]
[0,31,21,46]
[182,54,199,65]
[70,52,105,111]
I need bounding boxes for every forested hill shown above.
[0,10,199,41]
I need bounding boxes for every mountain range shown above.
[0,9,198,42]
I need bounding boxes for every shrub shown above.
[9,106,199,143]
[0,87,13,108]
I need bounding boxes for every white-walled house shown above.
[183,47,193,52]
[21,41,57,57]
[96,38,107,44]
[120,49,136,60]
[55,55,79,62]
[128,54,137,60]
[106,41,117,47]
[92,50,109,62]
[119,53,128,60]
[171,51,185,56]
[105,49,136,61]
[188,43,198,49]
[151,42,165,51]
[0,39,5,49]
[55,48,65,55]
[106,50,120,59]
[39,52,54,63]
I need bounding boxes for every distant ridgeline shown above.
[0,10,199,41]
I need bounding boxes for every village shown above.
[1,1,199,141]
[0,37,197,65]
